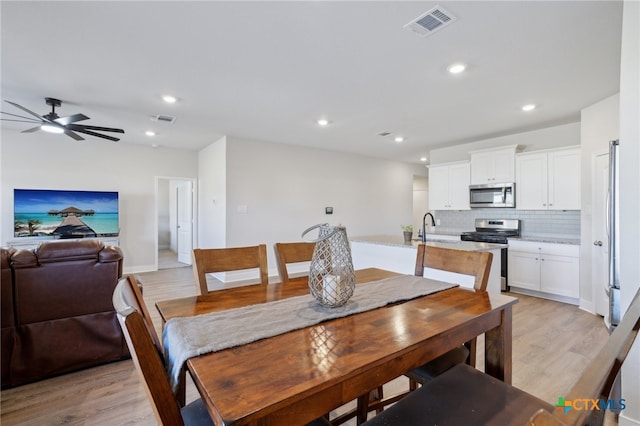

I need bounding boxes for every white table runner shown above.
[163,274,458,392]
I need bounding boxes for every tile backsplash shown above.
[432,209,580,238]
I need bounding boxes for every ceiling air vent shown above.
[152,114,177,124]
[404,6,457,37]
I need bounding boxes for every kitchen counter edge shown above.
[350,235,506,252]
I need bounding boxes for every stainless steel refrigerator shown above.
[607,139,621,331]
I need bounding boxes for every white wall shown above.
[429,122,581,164]
[197,136,227,249]
[619,1,640,425]
[215,137,426,277]
[0,132,198,272]
[579,93,620,312]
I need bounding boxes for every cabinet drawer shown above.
[508,240,579,257]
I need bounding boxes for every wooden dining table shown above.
[156,268,518,426]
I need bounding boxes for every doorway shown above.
[156,177,196,270]
[413,175,429,235]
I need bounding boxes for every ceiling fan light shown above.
[41,124,64,134]
[447,63,467,74]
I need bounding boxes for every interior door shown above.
[176,180,193,265]
[593,153,609,317]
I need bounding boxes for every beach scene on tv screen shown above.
[14,189,119,238]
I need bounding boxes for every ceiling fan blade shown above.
[67,124,124,133]
[64,129,85,141]
[72,128,120,142]
[1,118,44,124]
[21,126,42,133]
[1,111,43,122]
[54,113,89,125]
[4,100,51,123]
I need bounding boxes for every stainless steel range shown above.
[460,219,521,291]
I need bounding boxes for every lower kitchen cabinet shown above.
[508,239,579,304]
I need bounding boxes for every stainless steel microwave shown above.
[469,183,515,208]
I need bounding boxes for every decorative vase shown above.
[302,223,356,307]
[403,231,413,242]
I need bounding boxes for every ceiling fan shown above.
[1,97,125,141]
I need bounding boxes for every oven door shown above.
[469,183,515,208]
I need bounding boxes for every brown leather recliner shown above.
[1,239,129,388]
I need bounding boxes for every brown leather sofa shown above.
[1,239,129,388]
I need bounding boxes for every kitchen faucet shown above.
[422,212,436,243]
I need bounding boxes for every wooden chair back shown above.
[529,288,640,426]
[273,242,316,283]
[414,244,493,291]
[192,245,268,295]
[113,276,185,426]
[414,244,493,369]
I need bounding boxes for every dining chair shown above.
[273,242,316,283]
[409,244,493,373]
[357,245,493,421]
[192,244,268,295]
[113,276,214,425]
[114,275,332,426]
[363,287,640,426]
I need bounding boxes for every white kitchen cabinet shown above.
[508,250,540,291]
[548,148,581,209]
[470,145,519,184]
[428,161,470,210]
[508,239,579,303]
[516,147,581,210]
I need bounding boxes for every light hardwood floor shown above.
[0,267,611,425]
[158,248,189,270]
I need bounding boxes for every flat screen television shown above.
[14,189,119,239]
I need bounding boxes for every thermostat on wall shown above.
[325,207,333,214]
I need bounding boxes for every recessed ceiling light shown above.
[41,124,64,134]
[447,63,467,74]
[317,118,329,126]
[420,157,428,162]
[162,95,177,104]
[145,130,156,137]
[394,136,404,143]
[522,104,536,112]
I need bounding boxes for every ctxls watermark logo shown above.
[555,397,626,414]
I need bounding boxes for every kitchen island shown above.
[350,235,505,294]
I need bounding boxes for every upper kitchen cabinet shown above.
[516,147,581,210]
[469,145,519,184]
[428,161,470,210]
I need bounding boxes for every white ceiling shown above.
[1,1,623,164]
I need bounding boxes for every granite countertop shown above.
[350,235,506,252]
[509,236,581,245]
[420,227,469,237]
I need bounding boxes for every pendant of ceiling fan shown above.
[0,97,125,142]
